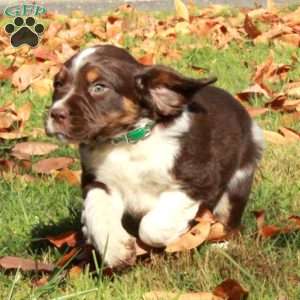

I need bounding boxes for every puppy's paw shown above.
[105,237,137,271]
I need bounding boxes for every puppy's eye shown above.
[90,83,106,95]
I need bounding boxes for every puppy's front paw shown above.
[106,237,137,270]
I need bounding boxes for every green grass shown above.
[1,15,300,300]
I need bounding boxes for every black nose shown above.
[50,108,68,123]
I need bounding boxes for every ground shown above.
[0,4,300,300]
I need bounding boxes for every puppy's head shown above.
[46,45,216,143]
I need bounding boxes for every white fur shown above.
[228,165,254,190]
[139,191,200,247]
[72,47,96,73]
[213,192,231,224]
[47,47,97,136]
[80,112,200,264]
[82,189,134,267]
[251,121,264,155]
[81,111,191,217]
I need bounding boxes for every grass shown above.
[1,14,300,300]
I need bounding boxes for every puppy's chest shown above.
[82,134,181,214]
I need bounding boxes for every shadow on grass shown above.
[29,209,82,255]
[29,209,142,255]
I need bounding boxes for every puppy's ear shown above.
[135,65,217,117]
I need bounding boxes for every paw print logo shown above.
[5,16,44,48]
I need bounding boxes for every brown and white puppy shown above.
[46,45,264,269]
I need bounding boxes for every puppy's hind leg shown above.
[213,165,255,229]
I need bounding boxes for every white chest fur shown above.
[80,112,190,217]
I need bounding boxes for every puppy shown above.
[46,45,264,269]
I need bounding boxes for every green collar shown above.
[111,122,155,144]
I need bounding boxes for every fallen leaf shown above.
[143,291,222,300]
[47,231,81,248]
[287,86,300,98]
[0,256,54,272]
[138,53,155,65]
[246,107,269,118]
[11,142,58,159]
[17,102,32,124]
[278,127,300,143]
[174,0,190,21]
[254,210,281,238]
[32,46,58,63]
[12,64,48,92]
[0,131,29,140]
[282,100,300,113]
[289,216,300,228]
[31,276,49,287]
[31,79,53,96]
[236,84,270,101]
[0,66,17,81]
[244,15,261,39]
[263,130,287,145]
[207,222,228,242]
[56,168,81,185]
[56,247,80,267]
[32,157,74,174]
[265,94,286,110]
[213,279,248,300]
[69,266,82,279]
[166,210,214,253]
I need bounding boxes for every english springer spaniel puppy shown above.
[46,45,264,269]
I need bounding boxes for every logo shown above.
[3,3,47,48]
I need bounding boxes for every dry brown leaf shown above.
[0,131,29,140]
[12,64,48,91]
[287,86,300,98]
[263,130,287,145]
[56,247,80,267]
[0,111,16,129]
[166,211,214,253]
[106,16,123,42]
[47,230,81,248]
[289,216,300,228]
[244,14,261,39]
[174,0,189,21]
[11,142,58,159]
[31,79,53,96]
[277,34,300,48]
[265,94,286,110]
[31,276,49,287]
[56,168,81,185]
[32,46,58,63]
[138,53,155,65]
[282,100,300,113]
[278,127,300,143]
[17,102,32,124]
[32,157,74,174]
[213,279,248,300]
[0,256,54,272]
[0,66,17,81]
[246,107,269,118]
[69,266,82,279]
[207,222,228,242]
[143,291,222,300]
[254,210,281,238]
[236,84,270,102]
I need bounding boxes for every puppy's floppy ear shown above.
[135,65,217,117]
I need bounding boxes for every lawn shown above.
[0,3,300,300]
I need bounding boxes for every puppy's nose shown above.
[50,108,68,123]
